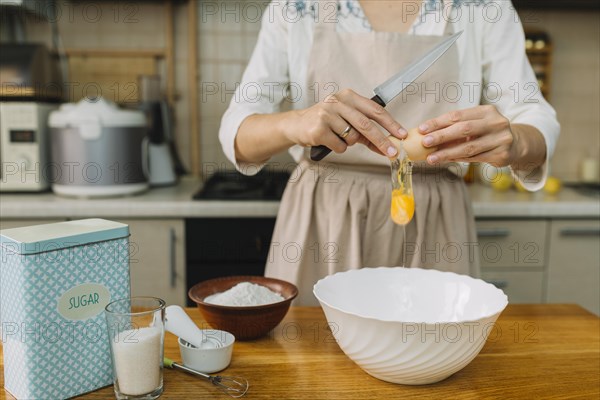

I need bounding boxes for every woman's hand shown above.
[285,89,406,158]
[416,105,547,172]
[416,105,522,167]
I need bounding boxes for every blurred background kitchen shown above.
[1,1,599,313]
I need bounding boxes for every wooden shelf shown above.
[525,30,553,101]
[62,48,166,58]
[525,47,553,55]
[53,0,200,175]
[513,0,600,10]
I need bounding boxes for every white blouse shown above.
[219,0,560,190]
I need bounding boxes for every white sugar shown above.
[205,282,284,306]
[113,327,162,396]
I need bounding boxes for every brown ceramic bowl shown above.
[188,276,298,340]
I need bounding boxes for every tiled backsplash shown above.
[18,1,600,181]
[197,0,272,174]
[523,10,600,181]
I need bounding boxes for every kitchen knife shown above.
[310,31,463,161]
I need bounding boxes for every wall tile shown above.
[243,34,258,61]
[524,10,600,181]
[215,34,244,62]
[241,1,267,33]
[198,0,221,32]
[199,62,218,85]
[200,33,218,60]
[214,0,244,34]
[218,63,244,85]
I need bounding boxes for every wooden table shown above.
[2,305,599,399]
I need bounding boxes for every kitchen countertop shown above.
[0,176,598,219]
[2,305,598,399]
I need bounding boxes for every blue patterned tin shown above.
[0,219,131,399]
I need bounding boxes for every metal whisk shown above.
[164,357,249,398]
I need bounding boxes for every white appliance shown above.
[49,98,149,198]
[0,102,57,192]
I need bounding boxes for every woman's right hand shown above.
[284,89,407,158]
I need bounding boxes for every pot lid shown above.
[49,97,146,128]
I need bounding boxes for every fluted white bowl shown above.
[313,267,508,385]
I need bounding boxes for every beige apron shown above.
[265,7,480,306]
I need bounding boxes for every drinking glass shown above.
[105,297,166,400]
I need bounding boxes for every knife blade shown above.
[310,31,463,161]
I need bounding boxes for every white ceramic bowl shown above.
[313,267,508,385]
[178,329,235,373]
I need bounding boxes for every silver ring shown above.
[338,125,351,139]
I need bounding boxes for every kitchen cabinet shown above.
[547,219,600,315]
[116,219,187,306]
[476,220,548,268]
[480,270,545,303]
[0,219,65,230]
[476,219,548,304]
[477,218,600,314]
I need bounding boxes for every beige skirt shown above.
[264,160,480,306]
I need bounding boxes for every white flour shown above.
[113,327,162,396]
[205,282,284,306]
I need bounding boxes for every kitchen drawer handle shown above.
[487,280,508,289]
[560,228,600,237]
[169,227,177,288]
[477,228,510,238]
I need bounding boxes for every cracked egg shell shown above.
[389,128,437,161]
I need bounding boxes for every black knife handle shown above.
[309,94,387,161]
[370,94,386,107]
[310,145,331,161]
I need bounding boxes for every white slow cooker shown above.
[49,98,149,198]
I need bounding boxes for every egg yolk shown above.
[390,189,415,225]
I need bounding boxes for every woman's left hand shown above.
[417,105,518,167]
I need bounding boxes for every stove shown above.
[193,169,291,200]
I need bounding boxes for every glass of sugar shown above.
[105,297,166,400]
